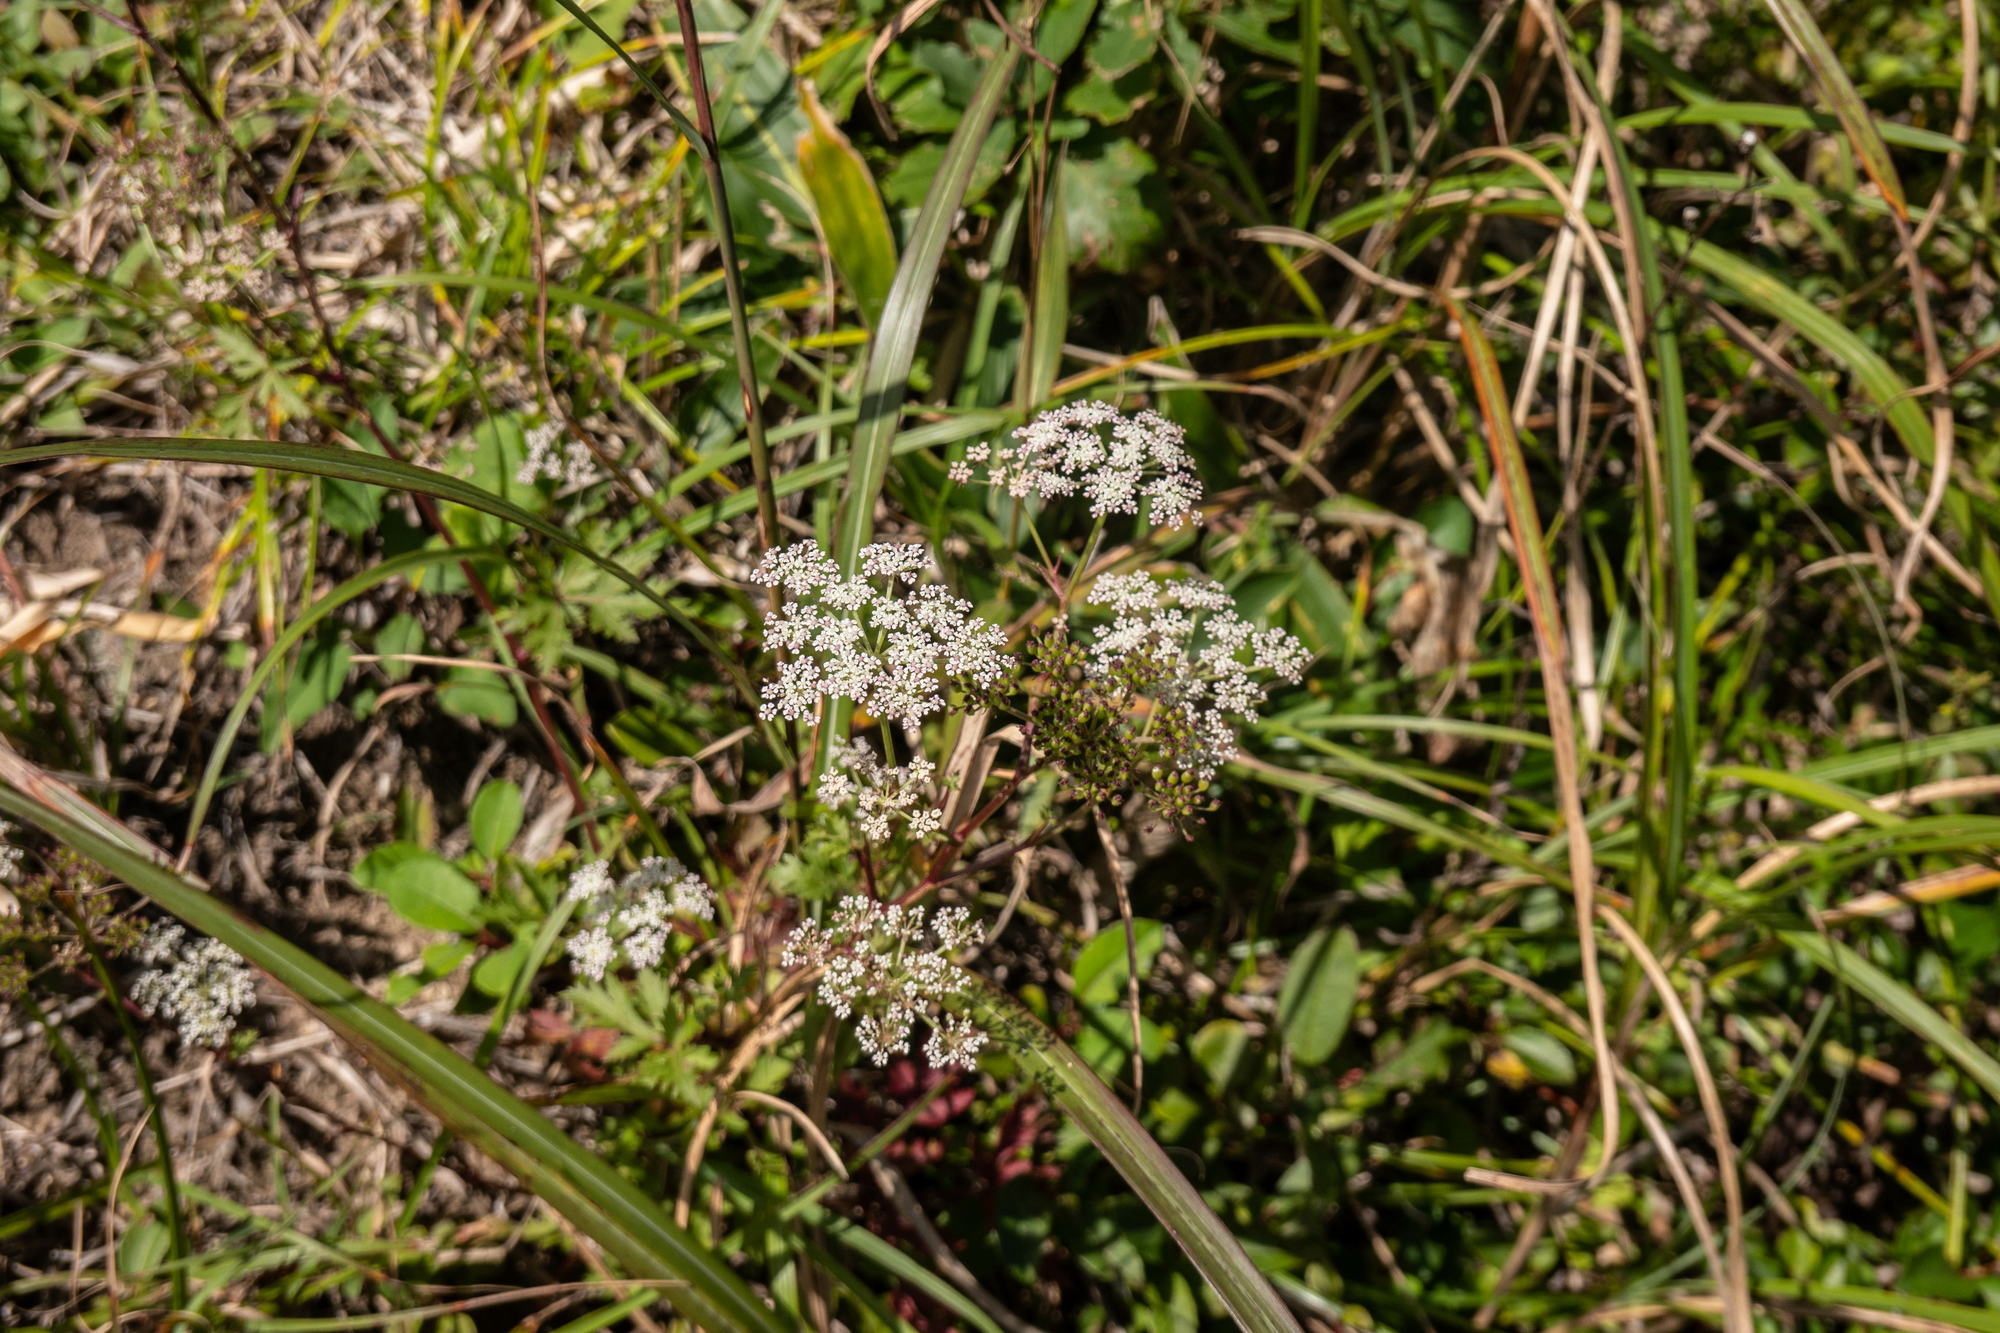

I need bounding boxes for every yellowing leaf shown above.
[798,85,897,329]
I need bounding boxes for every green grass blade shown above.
[971,983,1303,1333]
[1022,153,1070,411]
[0,758,789,1333]
[1615,101,1966,154]
[830,44,1021,572]
[1783,930,2000,1103]
[5,438,686,626]
[1755,0,1909,219]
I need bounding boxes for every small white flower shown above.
[131,923,256,1049]
[516,421,597,488]
[1077,570,1310,784]
[564,855,714,977]
[755,539,1009,726]
[817,740,951,841]
[924,1015,987,1071]
[567,926,617,982]
[0,820,23,884]
[781,896,990,1072]
[965,401,1202,528]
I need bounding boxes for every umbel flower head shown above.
[131,922,256,1049]
[782,897,987,1070]
[1020,570,1310,827]
[951,400,1202,529]
[0,818,23,884]
[516,420,596,488]
[565,856,716,981]
[754,539,1009,725]
[818,739,949,841]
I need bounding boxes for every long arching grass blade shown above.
[5,438,683,623]
[1756,0,1909,219]
[830,45,1021,570]
[971,983,1303,1333]
[0,752,788,1333]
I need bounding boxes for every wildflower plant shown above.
[753,539,1010,725]
[766,399,1310,1068]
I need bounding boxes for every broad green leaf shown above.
[373,612,425,683]
[798,86,896,328]
[469,780,524,860]
[1503,1027,1578,1085]
[1276,926,1359,1066]
[1073,918,1165,1005]
[472,938,534,999]
[261,633,351,753]
[439,666,519,727]
[1191,1018,1252,1092]
[1063,137,1163,274]
[356,844,484,934]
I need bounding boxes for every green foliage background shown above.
[3,0,2000,1330]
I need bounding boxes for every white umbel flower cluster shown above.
[951,400,1202,528]
[1085,571,1311,781]
[0,819,22,884]
[818,740,949,841]
[754,539,1009,725]
[781,897,987,1070]
[131,922,256,1049]
[564,856,716,981]
[516,420,596,488]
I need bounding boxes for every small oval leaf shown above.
[1277,925,1359,1066]
[469,780,524,860]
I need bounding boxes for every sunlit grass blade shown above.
[1787,933,2000,1103]
[1756,0,1909,219]
[0,754,788,1333]
[971,983,1303,1333]
[831,44,1021,571]
[6,438,685,626]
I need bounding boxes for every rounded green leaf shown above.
[469,780,524,860]
[357,844,483,935]
[1277,926,1359,1066]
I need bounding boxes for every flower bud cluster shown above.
[753,539,1009,725]
[0,819,22,884]
[1021,571,1309,827]
[950,400,1202,528]
[564,856,716,981]
[131,922,257,1049]
[818,740,949,841]
[782,897,987,1070]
